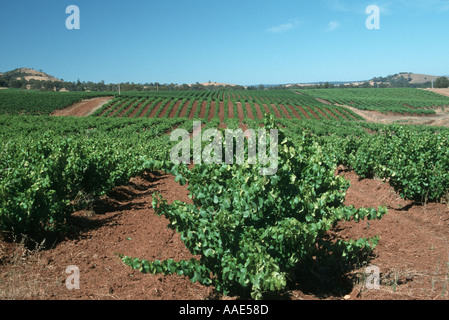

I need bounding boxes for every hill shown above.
[397,73,440,84]
[188,81,246,89]
[372,72,448,87]
[2,68,63,82]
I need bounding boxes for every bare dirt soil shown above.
[254,103,264,120]
[287,105,301,119]
[0,172,214,300]
[343,105,449,127]
[1,167,448,300]
[178,100,191,118]
[316,89,449,126]
[149,101,166,118]
[208,101,216,122]
[198,101,207,119]
[188,101,199,119]
[51,97,114,117]
[236,102,245,122]
[426,88,449,98]
[270,104,283,119]
[128,100,147,118]
[296,106,311,119]
[218,101,225,122]
[227,101,234,119]
[245,103,254,120]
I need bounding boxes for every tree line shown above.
[1,69,447,92]
[0,74,248,92]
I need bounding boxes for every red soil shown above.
[52,97,114,117]
[296,106,311,119]
[158,100,174,118]
[178,100,191,118]
[306,107,320,120]
[208,101,216,122]
[118,100,138,118]
[2,167,448,300]
[108,101,129,117]
[218,101,225,123]
[168,100,183,118]
[322,107,339,120]
[245,103,254,120]
[149,101,167,118]
[228,101,234,119]
[262,104,271,115]
[336,108,357,120]
[278,105,292,119]
[136,99,155,118]
[287,105,302,119]
[198,101,207,119]
[313,107,330,120]
[270,104,283,118]
[128,99,148,118]
[254,103,264,120]
[236,102,245,122]
[331,108,350,121]
[188,101,199,119]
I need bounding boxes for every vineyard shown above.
[1,88,449,301]
[90,90,364,122]
[296,88,449,115]
[0,90,112,116]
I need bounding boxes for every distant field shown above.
[90,90,363,122]
[0,90,113,116]
[296,88,449,114]
[2,88,449,120]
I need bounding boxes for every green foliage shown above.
[121,117,386,299]
[87,89,362,122]
[0,116,185,240]
[321,125,449,202]
[0,90,111,115]
[435,77,449,89]
[296,88,449,115]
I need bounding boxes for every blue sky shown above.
[0,0,448,85]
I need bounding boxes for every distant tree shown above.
[95,80,107,91]
[53,81,63,91]
[435,77,449,89]
[75,79,83,91]
[360,81,372,88]
[191,82,205,91]
[9,79,26,89]
[258,84,265,90]
[64,82,76,91]
[180,84,190,91]
[30,81,43,90]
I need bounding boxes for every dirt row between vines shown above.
[1,165,448,300]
